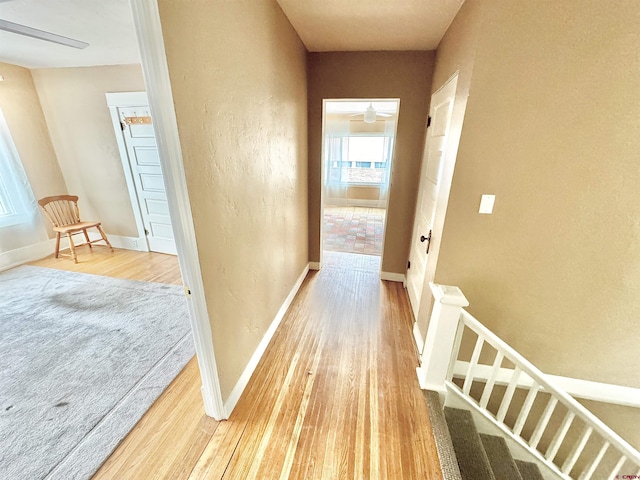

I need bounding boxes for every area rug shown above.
[0,265,195,480]
[323,206,385,256]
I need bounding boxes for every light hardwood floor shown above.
[29,248,441,479]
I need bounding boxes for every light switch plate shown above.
[479,194,495,214]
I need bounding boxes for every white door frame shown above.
[410,71,466,354]
[106,91,152,252]
[129,0,225,419]
[318,97,401,273]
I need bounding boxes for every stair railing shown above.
[417,283,640,480]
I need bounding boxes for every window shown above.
[326,134,395,185]
[0,107,38,228]
[0,190,9,216]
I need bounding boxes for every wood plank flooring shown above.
[28,249,441,479]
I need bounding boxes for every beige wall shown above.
[423,0,640,446]
[307,51,435,273]
[32,65,145,238]
[0,62,67,219]
[158,0,309,400]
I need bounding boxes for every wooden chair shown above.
[38,195,113,263]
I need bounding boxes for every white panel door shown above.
[118,106,177,255]
[406,76,458,318]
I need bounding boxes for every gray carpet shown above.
[0,265,195,480]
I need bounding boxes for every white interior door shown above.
[107,94,177,255]
[406,75,458,318]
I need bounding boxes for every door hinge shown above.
[120,121,126,132]
[407,260,411,269]
[144,228,149,236]
[427,116,432,128]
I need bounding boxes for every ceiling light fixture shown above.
[0,19,89,49]
[363,103,377,124]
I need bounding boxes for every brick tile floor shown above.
[322,206,385,256]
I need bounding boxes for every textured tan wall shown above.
[158,0,309,400]
[32,65,145,237]
[307,51,435,273]
[415,0,486,338]
[430,0,640,391]
[0,62,67,220]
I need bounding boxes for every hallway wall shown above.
[424,0,640,447]
[158,0,309,400]
[307,51,435,274]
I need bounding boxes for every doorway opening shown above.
[321,99,400,269]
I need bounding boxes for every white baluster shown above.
[562,426,592,474]
[463,336,484,395]
[480,351,504,409]
[497,366,522,423]
[529,396,558,449]
[608,455,627,480]
[579,441,609,480]
[417,283,469,398]
[513,383,540,436]
[545,411,575,462]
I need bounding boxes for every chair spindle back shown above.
[38,195,82,228]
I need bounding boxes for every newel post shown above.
[416,283,469,398]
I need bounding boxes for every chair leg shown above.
[67,232,78,264]
[97,225,114,252]
[54,232,61,258]
[83,228,92,249]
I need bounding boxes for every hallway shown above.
[95,251,442,479]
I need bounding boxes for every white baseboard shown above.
[308,261,321,271]
[380,271,405,283]
[413,322,424,354]
[0,238,56,272]
[86,231,148,252]
[0,232,149,273]
[223,263,310,416]
[452,361,640,409]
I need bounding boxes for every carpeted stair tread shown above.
[444,407,496,480]
[515,460,545,480]
[424,392,462,479]
[480,434,523,480]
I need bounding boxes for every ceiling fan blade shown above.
[0,19,89,49]
[377,113,392,117]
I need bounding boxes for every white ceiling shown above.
[0,0,139,69]
[0,0,463,70]
[275,0,464,52]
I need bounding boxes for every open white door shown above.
[406,74,459,320]
[107,92,177,255]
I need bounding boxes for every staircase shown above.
[417,283,640,480]
[426,390,545,480]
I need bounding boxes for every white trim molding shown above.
[129,0,225,419]
[380,271,405,283]
[224,264,310,417]
[86,231,148,252]
[452,361,640,409]
[0,233,150,273]
[105,91,151,253]
[413,322,424,355]
[0,238,55,272]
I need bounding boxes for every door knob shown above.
[420,230,432,254]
